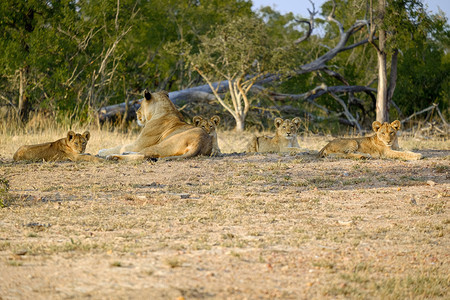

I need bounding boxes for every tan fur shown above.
[13,131,101,162]
[136,108,145,127]
[247,117,301,153]
[98,90,213,161]
[193,115,221,156]
[318,120,422,160]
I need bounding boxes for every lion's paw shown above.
[106,155,121,161]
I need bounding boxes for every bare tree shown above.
[182,17,280,131]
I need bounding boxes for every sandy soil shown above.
[0,134,449,299]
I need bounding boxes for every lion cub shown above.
[247,117,302,153]
[318,120,422,160]
[193,115,221,156]
[13,131,102,162]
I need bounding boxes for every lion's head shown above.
[274,117,301,140]
[67,131,90,154]
[136,90,183,124]
[193,115,220,136]
[373,120,400,147]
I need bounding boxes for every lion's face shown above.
[193,115,220,136]
[274,117,301,140]
[373,120,400,147]
[67,131,90,154]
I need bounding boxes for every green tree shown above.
[368,0,443,122]
[185,16,288,131]
[394,42,449,117]
[0,0,76,120]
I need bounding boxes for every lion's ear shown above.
[391,120,401,131]
[67,131,76,141]
[82,131,91,141]
[292,117,301,129]
[372,121,382,132]
[193,116,203,127]
[143,89,152,100]
[210,115,220,126]
[274,118,283,128]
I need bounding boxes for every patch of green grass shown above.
[326,283,360,297]
[0,242,11,251]
[307,198,321,209]
[41,185,64,192]
[230,251,241,258]
[110,261,122,267]
[307,177,337,188]
[412,201,446,216]
[378,273,449,298]
[351,216,364,222]
[266,161,289,171]
[397,175,427,186]
[433,164,449,173]
[292,180,308,187]
[7,260,23,267]
[425,201,445,215]
[165,257,183,268]
[343,177,367,185]
[312,259,335,270]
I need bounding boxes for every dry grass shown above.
[0,121,449,299]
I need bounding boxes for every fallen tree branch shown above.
[328,91,363,133]
[400,103,438,124]
[98,84,376,124]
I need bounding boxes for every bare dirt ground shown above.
[0,132,449,299]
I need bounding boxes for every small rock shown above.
[410,198,417,205]
[15,249,27,256]
[337,220,354,226]
[426,180,436,186]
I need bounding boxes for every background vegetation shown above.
[0,0,448,132]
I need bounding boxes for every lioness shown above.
[247,117,302,153]
[193,115,221,156]
[318,120,422,160]
[98,90,213,161]
[13,131,102,162]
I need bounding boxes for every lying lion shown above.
[98,90,213,161]
[318,120,422,160]
[247,117,302,153]
[193,115,221,156]
[13,131,102,162]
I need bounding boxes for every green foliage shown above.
[394,43,450,116]
[0,0,448,129]
[0,0,255,121]
[190,16,279,78]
